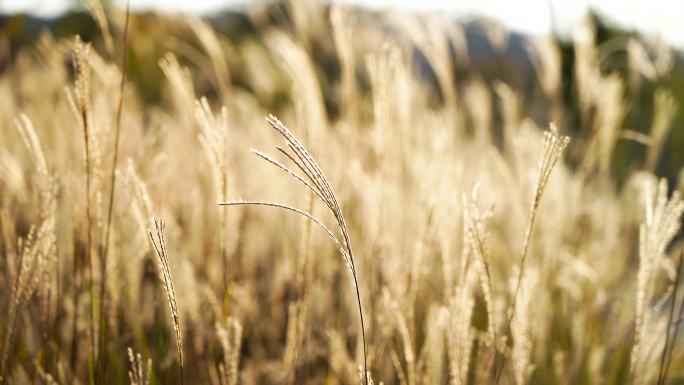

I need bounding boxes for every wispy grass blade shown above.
[220,115,369,384]
[147,218,184,385]
[97,3,131,381]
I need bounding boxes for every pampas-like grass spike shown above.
[147,218,184,385]
[127,347,152,385]
[219,115,369,384]
[0,222,52,385]
[14,115,48,179]
[630,179,683,385]
[195,96,232,313]
[446,266,476,385]
[496,124,569,382]
[511,124,569,313]
[216,317,242,385]
[511,269,537,385]
[463,184,495,343]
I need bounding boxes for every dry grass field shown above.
[0,1,683,384]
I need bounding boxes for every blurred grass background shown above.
[2,3,683,184]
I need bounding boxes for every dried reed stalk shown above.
[147,218,184,385]
[72,36,99,369]
[330,5,357,124]
[127,347,151,385]
[510,125,569,314]
[463,185,495,343]
[646,89,677,172]
[14,113,58,381]
[188,18,230,100]
[497,125,569,382]
[97,4,131,381]
[510,269,537,385]
[0,217,52,385]
[216,317,242,385]
[219,115,369,384]
[630,179,683,385]
[195,97,231,315]
[656,253,683,385]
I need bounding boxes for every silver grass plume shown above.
[219,115,369,384]
[147,218,184,385]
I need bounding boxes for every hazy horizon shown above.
[1,0,683,48]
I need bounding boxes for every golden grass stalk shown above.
[84,0,114,56]
[127,347,151,385]
[0,216,53,384]
[267,30,328,140]
[590,74,625,175]
[195,97,231,310]
[188,18,230,100]
[511,268,537,385]
[285,188,315,385]
[147,218,184,385]
[529,36,561,103]
[283,298,306,384]
[219,115,369,384]
[381,290,416,385]
[331,5,357,124]
[646,89,677,172]
[399,17,457,108]
[494,81,522,147]
[159,53,196,127]
[663,272,684,380]
[656,254,683,385]
[529,36,562,124]
[125,160,154,235]
[630,178,683,385]
[511,125,569,312]
[398,311,415,385]
[273,20,326,379]
[366,42,404,159]
[15,114,48,180]
[72,36,99,368]
[97,4,130,380]
[358,367,382,385]
[463,79,492,142]
[446,267,476,385]
[14,113,58,379]
[216,317,242,385]
[287,0,324,51]
[462,185,495,343]
[496,125,569,382]
[573,16,599,125]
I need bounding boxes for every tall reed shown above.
[72,36,99,371]
[497,125,569,381]
[147,218,184,385]
[195,97,231,315]
[220,115,369,384]
[511,125,569,312]
[97,4,131,381]
[630,179,683,385]
[656,254,683,385]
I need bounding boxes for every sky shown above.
[1,0,683,48]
